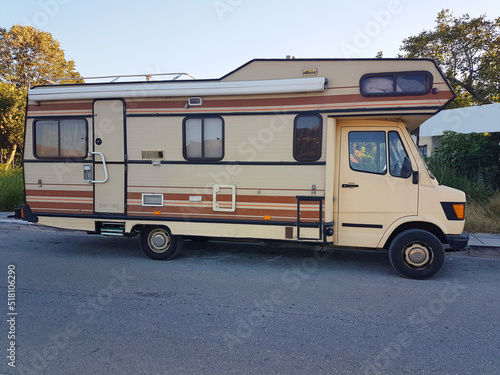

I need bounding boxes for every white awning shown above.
[28,77,328,101]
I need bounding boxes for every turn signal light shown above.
[453,204,465,220]
[441,202,465,221]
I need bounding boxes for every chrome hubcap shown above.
[404,243,431,267]
[148,229,171,253]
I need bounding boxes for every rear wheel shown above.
[140,226,183,260]
[388,229,445,279]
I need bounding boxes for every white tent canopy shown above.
[419,103,500,137]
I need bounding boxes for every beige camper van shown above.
[18,58,468,279]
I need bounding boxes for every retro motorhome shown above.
[17,58,469,279]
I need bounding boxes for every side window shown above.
[293,114,322,162]
[34,118,88,159]
[183,117,224,161]
[360,72,432,96]
[389,131,411,178]
[349,131,386,174]
[418,145,428,156]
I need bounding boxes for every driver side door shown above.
[337,126,418,248]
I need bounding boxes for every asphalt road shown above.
[0,222,499,375]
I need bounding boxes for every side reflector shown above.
[264,216,271,220]
[154,211,161,215]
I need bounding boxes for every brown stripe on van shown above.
[29,202,93,213]
[126,91,453,113]
[26,189,93,198]
[27,102,92,112]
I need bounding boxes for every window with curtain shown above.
[34,118,87,159]
[293,114,322,162]
[183,117,224,161]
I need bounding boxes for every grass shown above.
[0,166,25,211]
[465,192,500,234]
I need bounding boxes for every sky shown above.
[2,0,500,81]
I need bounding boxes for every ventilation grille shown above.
[142,194,164,207]
[188,97,203,106]
[141,150,164,160]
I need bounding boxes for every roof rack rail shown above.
[45,72,196,84]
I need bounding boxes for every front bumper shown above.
[445,232,469,250]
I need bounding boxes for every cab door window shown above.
[388,131,412,178]
[348,131,386,174]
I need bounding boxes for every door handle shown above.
[89,151,109,184]
[342,183,359,188]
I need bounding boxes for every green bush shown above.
[426,131,500,232]
[0,166,24,211]
[426,131,500,202]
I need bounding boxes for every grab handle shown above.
[89,151,109,184]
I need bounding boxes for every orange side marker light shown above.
[453,204,465,220]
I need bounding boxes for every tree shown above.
[399,10,500,108]
[0,25,83,89]
[0,83,25,166]
[0,25,83,167]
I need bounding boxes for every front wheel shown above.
[388,229,445,279]
[140,226,183,260]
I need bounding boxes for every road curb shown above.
[0,219,30,225]
[0,212,30,225]
[467,246,500,257]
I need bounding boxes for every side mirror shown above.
[412,171,419,185]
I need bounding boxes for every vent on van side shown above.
[142,194,164,207]
[141,150,164,160]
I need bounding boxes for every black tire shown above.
[140,226,183,260]
[388,229,445,279]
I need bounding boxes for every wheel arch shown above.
[381,219,446,250]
